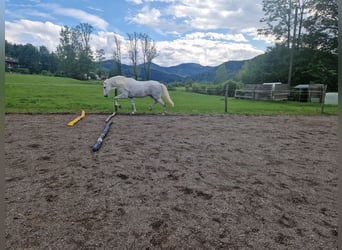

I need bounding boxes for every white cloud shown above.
[5,7,54,21]
[5,20,61,51]
[126,0,144,4]
[127,0,176,3]
[154,38,264,66]
[242,27,277,44]
[87,6,104,13]
[5,19,263,66]
[5,1,269,66]
[6,2,108,30]
[87,29,262,66]
[127,5,189,36]
[128,0,264,33]
[90,31,129,60]
[128,6,161,26]
[39,3,109,30]
[62,9,108,30]
[185,32,248,42]
[124,0,268,66]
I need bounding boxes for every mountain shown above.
[101,61,185,82]
[100,60,247,83]
[159,63,214,77]
[185,60,247,83]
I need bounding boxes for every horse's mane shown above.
[111,76,128,89]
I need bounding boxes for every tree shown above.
[57,25,77,77]
[56,23,94,79]
[140,33,158,80]
[235,45,291,84]
[75,23,94,78]
[258,0,292,48]
[111,34,122,77]
[95,49,106,78]
[47,52,59,74]
[19,43,40,74]
[127,32,140,80]
[39,46,52,72]
[76,23,93,54]
[214,64,228,83]
[258,0,310,48]
[5,40,58,74]
[235,45,337,91]
[287,4,298,85]
[303,0,338,53]
[258,0,336,85]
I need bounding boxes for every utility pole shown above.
[287,5,298,86]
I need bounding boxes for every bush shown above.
[41,70,53,76]
[14,68,30,74]
[188,80,243,96]
[223,80,244,97]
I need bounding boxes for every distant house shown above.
[293,84,325,102]
[263,82,289,101]
[5,57,19,71]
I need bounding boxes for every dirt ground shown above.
[5,114,338,249]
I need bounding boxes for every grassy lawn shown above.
[5,73,338,115]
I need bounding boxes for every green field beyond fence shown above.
[5,74,338,115]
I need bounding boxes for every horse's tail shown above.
[161,84,174,107]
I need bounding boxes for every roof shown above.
[294,84,309,89]
[294,84,324,89]
[263,82,282,85]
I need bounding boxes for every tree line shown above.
[5,41,59,75]
[5,24,158,80]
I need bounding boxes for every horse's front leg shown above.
[114,99,121,110]
[113,91,128,111]
[113,98,121,111]
[129,98,137,114]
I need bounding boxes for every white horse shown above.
[103,76,174,114]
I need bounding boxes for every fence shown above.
[182,83,328,113]
[234,84,289,101]
[234,83,327,113]
[187,84,237,97]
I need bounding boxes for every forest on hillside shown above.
[234,0,338,91]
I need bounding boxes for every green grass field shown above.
[5,73,338,115]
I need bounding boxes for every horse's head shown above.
[103,79,111,97]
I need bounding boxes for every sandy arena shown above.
[5,114,338,249]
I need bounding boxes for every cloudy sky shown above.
[5,0,275,67]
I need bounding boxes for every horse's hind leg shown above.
[155,98,166,114]
[149,100,158,111]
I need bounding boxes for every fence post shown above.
[114,88,118,112]
[224,84,228,113]
[320,85,327,114]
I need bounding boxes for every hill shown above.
[100,60,246,83]
[185,60,247,83]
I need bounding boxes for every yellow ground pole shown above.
[67,110,86,126]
